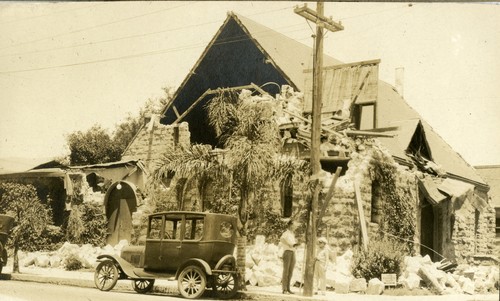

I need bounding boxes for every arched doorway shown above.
[104,181,138,246]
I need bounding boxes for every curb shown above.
[2,272,301,300]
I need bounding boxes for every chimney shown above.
[395,67,404,97]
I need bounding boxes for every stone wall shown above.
[122,119,190,171]
[450,189,497,263]
[321,176,372,253]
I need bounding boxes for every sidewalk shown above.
[1,264,498,301]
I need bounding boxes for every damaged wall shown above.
[122,119,191,170]
[447,188,496,263]
[314,142,496,264]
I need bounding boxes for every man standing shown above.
[315,237,329,295]
[280,220,297,294]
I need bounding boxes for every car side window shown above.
[184,218,204,240]
[220,221,234,239]
[164,219,183,240]
[148,216,163,239]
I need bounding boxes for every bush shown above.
[78,202,108,247]
[13,224,64,252]
[64,253,83,271]
[351,237,406,281]
[65,202,107,247]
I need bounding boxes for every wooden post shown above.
[294,1,343,296]
[302,1,324,295]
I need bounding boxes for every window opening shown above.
[148,216,163,239]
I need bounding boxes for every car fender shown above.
[175,258,212,279]
[96,254,137,278]
[214,255,236,271]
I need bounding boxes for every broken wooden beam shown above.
[317,167,342,229]
[354,181,369,252]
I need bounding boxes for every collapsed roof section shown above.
[159,11,486,189]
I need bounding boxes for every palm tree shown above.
[206,90,284,289]
[154,144,227,211]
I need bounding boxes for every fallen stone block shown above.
[350,278,367,292]
[418,266,444,294]
[445,272,462,293]
[461,277,475,295]
[366,278,384,295]
[49,255,62,268]
[400,273,421,290]
[34,254,50,268]
[335,276,351,294]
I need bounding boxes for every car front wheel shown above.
[94,260,119,291]
[178,265,206,299]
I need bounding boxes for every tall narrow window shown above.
[474,209,480,253]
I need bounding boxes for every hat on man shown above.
[318,237,327,244]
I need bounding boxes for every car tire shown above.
[212,272,238,299]
[94,260,119,291]
[132,279,155,294]
[178,265,207,299]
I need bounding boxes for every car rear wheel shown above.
[132,279,155,294]
[94,260,119,291]
[212,272,238,299]
[178,265,206,299]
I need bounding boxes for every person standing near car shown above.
[280,220,297,294]
[314,237,329,295]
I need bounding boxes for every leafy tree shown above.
[0,183,51,273]
[66,86,174,165]
[67,124,120,165]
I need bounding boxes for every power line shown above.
[0,4,425,75]
[0,2,107,25]
[0,4,294,59]
[0,18,308,74]
[0,2,193,52]
[338,3,413,21]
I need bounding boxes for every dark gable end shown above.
[161,13,292,146]
[407,120,433,161]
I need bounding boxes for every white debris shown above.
[366,278,384,295]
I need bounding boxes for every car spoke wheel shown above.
[132,279,155,294]
[94,260,119,291]
[178,265,206,299]
[212,272,238,299]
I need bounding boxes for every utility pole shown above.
[294,2,343,297]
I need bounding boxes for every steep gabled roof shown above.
[233,13,342,91]
[159,11,486,187]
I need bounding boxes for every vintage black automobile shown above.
[0,214,14,274]
[94,211,239,299]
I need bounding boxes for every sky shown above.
[0,1,499,167]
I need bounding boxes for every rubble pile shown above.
[400,255,499,295]
[17,238,499,296]
[244,238,498,296]
[19,240,130,270]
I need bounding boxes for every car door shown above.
[178,215,206,264]
[144,214,164,270]
[160,214,183,271]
